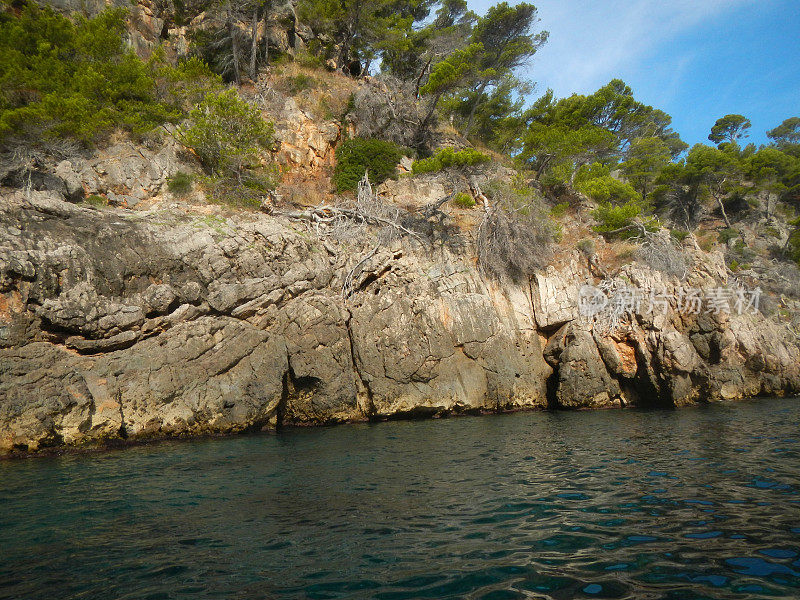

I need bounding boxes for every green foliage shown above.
[708,114,751,145]
[416,2,547,143]
[84,194,107,207]
[768,117,800,145]
[670,229,690,242]
[576,238,595,255]
[167,171,193,196]
[789,217,800,265]
[549,201,569,218]
[452,192,476,208]
[621,136,671,198]
[333,137,403,191]
[442,76,528,152]
[201,170,277,210]
[683,143,742,205]
[526,80,687,160]
[296,47,327,70]
[297,0,429,69]
[0,5,180,142]
[455,2,548,137]
[744,146,800,201]
[520,119,616,185]
[573,162,611,186]
[381,0,475,82]
[767,117,800,160]
[152,53,224,112]
[411,147,490,174]
[576,175,639,204]
[591,200,646,236]
[420,42,483,97]
[176,89,274,177]
[718,228,738,244]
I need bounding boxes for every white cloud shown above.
[467,0,755,97]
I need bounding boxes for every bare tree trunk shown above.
[414,57,433,98]
[420,91,443,129]
[715,194,732,228]
[464,81,488,138]
[534,155,553,181]
[227,9,241,85]
[263,9,270,66]
[249,6,260,80]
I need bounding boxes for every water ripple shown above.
[1,397,799,599]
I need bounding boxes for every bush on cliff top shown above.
[0,4,181,142]
[176,89,274,178]
[412,147,491,175]
[333,137,403,192]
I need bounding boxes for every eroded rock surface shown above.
[0,192,798,455]
[0,192,551,453]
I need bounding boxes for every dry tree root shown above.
[278,173,427,299]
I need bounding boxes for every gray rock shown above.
[0,190,798,455]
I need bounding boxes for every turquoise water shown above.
[1,398,799,600]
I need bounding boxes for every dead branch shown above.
[282,205,427,246]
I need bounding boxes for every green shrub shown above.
[153,53,224,112]
[718,227,738,244]
[452,192,476,208]
[333,137,403,192]
[167,171,193,195]
[550,202,569,218]
[412,147,490,175]
[576,175,639,204]
[176,89,274,177]
[201,171,277,210]
[84,194,107,206]
[573,162,611,186]
[0,5,181,142]
[670,229,690,242]
[576,238,595,255]
[790,219,800,265]
[296,45,327,69]
[591,200,655,237]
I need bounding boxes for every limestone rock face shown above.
[376,176,447,210]
[532,261,587,329]
[0,194,550,454]
[544,322,621,408]
[0,191,798,455]
[272,98,341,172]
[7,137,190,208]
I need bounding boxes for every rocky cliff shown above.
[1,185,798,455]
[1,0,798,456]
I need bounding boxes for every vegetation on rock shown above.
[333,137,404,192]
[0,5,177,142]
[1,0,799,274]
[411,147,490,174]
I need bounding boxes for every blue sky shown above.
[468,0,800,148]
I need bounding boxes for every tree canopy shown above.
[708,114,751,146]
